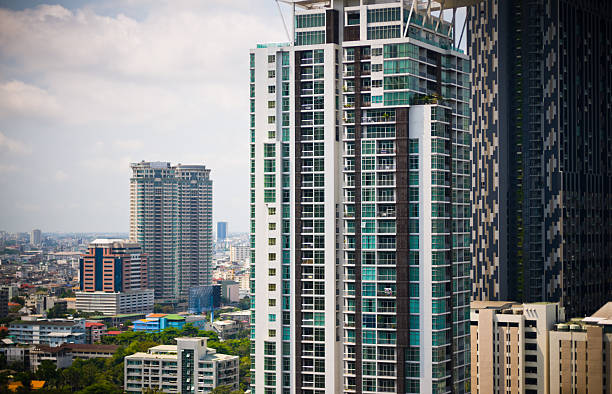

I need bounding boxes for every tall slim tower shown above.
[130,161,213,301]
[469,0,612,317]
[250,1,472,393]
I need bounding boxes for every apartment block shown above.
[468,0,612,317]
[250,1,472,393]
[8,318,86,346]
[470,302,563,394]
[124,337,239,393]
[75,290,154,316]
[130,161,213,301]
[549,302,612,394]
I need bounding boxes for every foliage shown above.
[238,297,250,310]
[10,297,24,306]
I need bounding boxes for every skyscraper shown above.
[250,1,471,392]
[217,221,228,242]
[130,161,213,301]
[469,0,612,317]
[30,229,41,246]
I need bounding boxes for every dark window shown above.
[525,331,537,339]
[525,343,537,351]
[525,354,537,362]
[525,320,537,328]
[525,378,538,385]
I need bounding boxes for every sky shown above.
[0,0,290,233]
[0,0,466,234]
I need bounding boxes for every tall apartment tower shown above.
[217,221,228,242]
[250,1,471,393]
[469,0,612,316]
[30,229,41,246]
[130,161,213,301]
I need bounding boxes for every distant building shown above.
[0,288,8,318]
[124,337,239,393]
[187,285,220,314]
[217,222,228,242]
[75,290,154,316]
[29,343,119,372]
[470,301,564,394]
[217,280,239,303]
[30,229,41,246]
[8,319,86,346]
[76,239,153,315]
[1,285,20,300]
[85,322,106,344]
[229,244,250,263]
[132,313,185,333]
[130,161,213,301]
[549,302,612,394]
[79,239,148,293]
[211,320,240,340]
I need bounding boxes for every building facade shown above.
[79,239,148,293]
[470,301,563,394]
[124,337,239,393]
[130,161,213,301]
[30,229,41,246]
[0,288,8,318]
[75,290,154,316]
[468,0,612,316]
[251,1,471,393]
[549,302,612,394]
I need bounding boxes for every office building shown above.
[75,290,154,316]
[217,222,228,242]
[8,318,86,346]
[470,301,563,394]
[30,229,41,246]
[79,239,148,293]
[468,0,612,316]
[130,161,213,301]
[124,337,239,393]
[188,285,221,314]
[250,1,471,392]
[0,288,8,318]
[549,302,612,394]
[217,280,240,303]
[76,239,153,315]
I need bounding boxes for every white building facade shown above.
[250,1,471,393]
[124,337,239,394]
[75,289,154,316]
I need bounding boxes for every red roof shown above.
[8,302,20,307]
[85,322,105,328]
[106,331,121,335]
[146,313,167,318]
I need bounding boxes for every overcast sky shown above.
[0,0,290,233]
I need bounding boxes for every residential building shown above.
[549,302,612,394]
[85,321,107,344]
[217,222,228,242]
[8,318,86,346]
[229,244,250,263]
[211,320,241,340]
[75,290,154,316]
[468,0,612,316]
[124,337,239,393]
[0,287,8,318]
[30,229,41,246]
[130,161,213,301]
[250,1,472,393]
[470,301,563,394]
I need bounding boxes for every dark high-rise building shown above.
[469,0,612,317]
[0,288,8,318]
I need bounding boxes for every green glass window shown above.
[295,13,325,28]
[362,204,375,217]
[367,7,400,23]
[362,267,376,281]
[264,159,275,172]
[264,190,276,203]
[264,174,276,188]
[296,30,325,46]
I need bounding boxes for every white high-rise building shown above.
[30,229,41,246]
[250,1,471,393]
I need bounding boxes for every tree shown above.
[210,386,233,394]
[36,360,58,384]
[10,296,24,306]
[238,297,250,310]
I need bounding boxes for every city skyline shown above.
[0,0,291,234]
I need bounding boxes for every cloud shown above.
[0,164,19,174]
[15,202,40,213]
[113,139,143,151]
[0,80,60,119]
[54,170,68,182]
[0,131,31,154]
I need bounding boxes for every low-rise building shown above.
[549,302,612,394]
[8,318,86,346]
[124,337,239,393]
[132,313,185,333]
[75,289,154,316]
[85,321,106,344]
[29,343,119,371]
[211,320,240,340]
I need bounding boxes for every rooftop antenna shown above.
[275,0,293,43]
